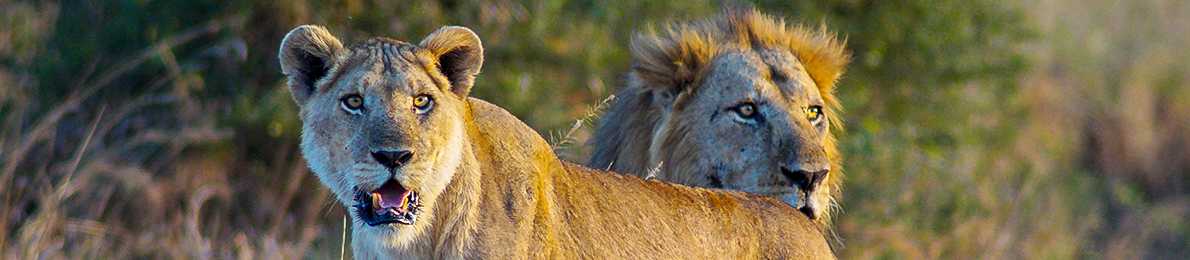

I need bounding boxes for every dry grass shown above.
[1020,0,1190,257]
[0,17,344,259]
[834,0,1190,258]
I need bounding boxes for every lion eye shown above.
[413,95,433,113]
[807,106,822,121]
[735,103,757,118]
[342,94,364,110]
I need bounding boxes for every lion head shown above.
[589,8,849,227]
[279,25,482,247]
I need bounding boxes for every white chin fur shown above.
[303,106,467,257]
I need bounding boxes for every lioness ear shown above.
[419,26,483,98]
[279,25,344,106]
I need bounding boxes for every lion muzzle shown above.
[780,165,829,219]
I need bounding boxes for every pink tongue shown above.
[374,181,412,211]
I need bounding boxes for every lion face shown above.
[279,25,482,246]
[651,47,833,219]
[589,9,848,226]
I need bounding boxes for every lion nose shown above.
[371,149,414,169]
[780,165,829,193]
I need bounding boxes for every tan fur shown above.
[280,25,834,259]
[589,8,850,227]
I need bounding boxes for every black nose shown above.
[780,166,829,193]
[371,150,414,169]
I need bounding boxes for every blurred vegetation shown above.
[1,0,1187,259]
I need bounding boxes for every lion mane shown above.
[589,8,849,227]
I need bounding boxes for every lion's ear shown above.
[420,26,483,99]
[629,27,716,103]
[279,25,344,107]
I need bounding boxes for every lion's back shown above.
[552,162,835,259]
[465,97,834,259]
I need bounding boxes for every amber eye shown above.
[735,103,757,118]
[413,95,433,111]
[342,95,364,110]
[807,106,822,121]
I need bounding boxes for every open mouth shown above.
[352,180,422,226]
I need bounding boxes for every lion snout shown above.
[371,149,415,169]
[778,160,829,220]
[779,165,828,193]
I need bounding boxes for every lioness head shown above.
[590,9,849,226]
[279,25,481,244]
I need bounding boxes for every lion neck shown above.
[423,138,482,259]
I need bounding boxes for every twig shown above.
[645,161,663,180]
[550,95,615,151]
[55,105,106,198]
[340,215,348,260]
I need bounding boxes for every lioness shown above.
[589,8,849,227]
[280,25,834,259]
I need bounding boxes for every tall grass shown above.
[0,14,343,258]
[1021,0,1190,257]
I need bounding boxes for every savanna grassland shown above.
[2,0,1187,259]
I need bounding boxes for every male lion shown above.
[279,25,834,258]
[588,8,850,227]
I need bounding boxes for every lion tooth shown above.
[371,193,381,209]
